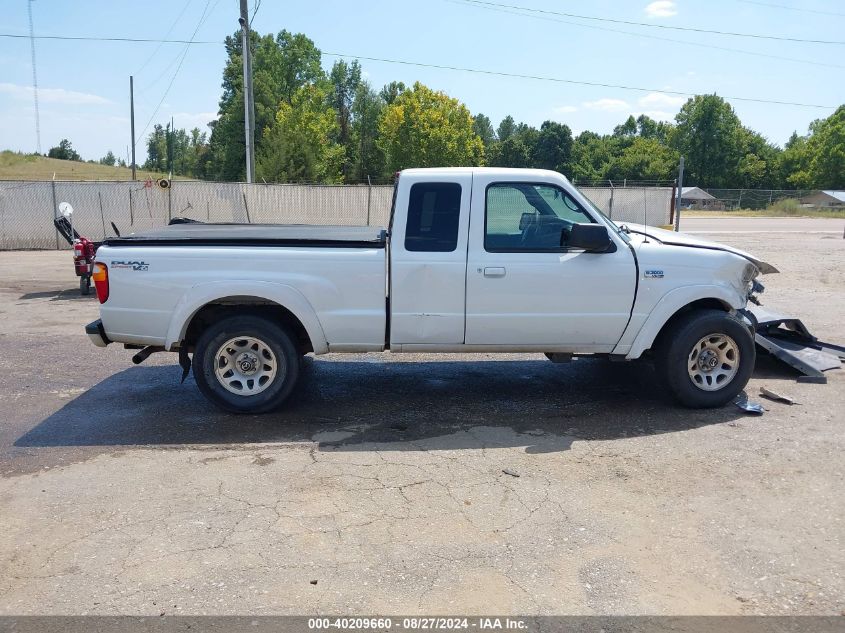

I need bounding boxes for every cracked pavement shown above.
[0,221,843,615]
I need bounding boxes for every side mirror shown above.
[566,223,612,252]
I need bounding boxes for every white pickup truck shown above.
[86,167,774,413]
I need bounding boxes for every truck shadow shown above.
[15,356,755,455]
[18,289,96,302]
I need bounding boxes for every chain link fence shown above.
[0,180,675,250]
[698,189,838,211]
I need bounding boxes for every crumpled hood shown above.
[622,223,778,274]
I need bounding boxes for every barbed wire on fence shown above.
[0,180,398,250]
[7,178,837,250]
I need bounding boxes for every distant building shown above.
[799,191,845,208]
[680,187,724,210]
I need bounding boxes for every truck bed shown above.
[104,223,387,248]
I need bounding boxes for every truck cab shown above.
[389,168,636,353]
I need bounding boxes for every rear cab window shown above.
[404,182,462,252]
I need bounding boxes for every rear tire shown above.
[80,275,91,295]
[654,309,755,408]
[192,315,300,413]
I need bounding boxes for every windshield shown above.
[576,189,632,244]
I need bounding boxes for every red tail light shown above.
[92,262,109,303]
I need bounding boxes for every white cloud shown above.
[172,111,216,130]
[637,92,687,109]
[0,82,110,105]
[645,0,677,18]
[583,98,630,112]
[638,110,675,121]
[553,105,578,114]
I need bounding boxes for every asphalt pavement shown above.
[0,218,843,615]
[678,216,844,234]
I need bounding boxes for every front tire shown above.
[192,315,300,413]
[654,309,755,408]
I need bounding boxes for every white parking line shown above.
[686,230,841,235]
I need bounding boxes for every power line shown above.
[737,0,845,17]
[134,0,215,146]
[134,0,195,75]
[322,51,836,109]
[453,0,845,44]
[1,30,835,109]
[0,33,218,44]
[447,0,845,70]
[138,0,221,97]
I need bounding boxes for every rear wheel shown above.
[192,315,300,413]
[79,275,91,295]
[654,309,755,408]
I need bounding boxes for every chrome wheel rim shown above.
[213,336,279,396]
[688,333,740,392]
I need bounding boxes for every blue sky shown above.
[1,0,842,163]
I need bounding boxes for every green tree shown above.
[487,135,532,167]
[256,84,344,183]
[497,115,516,142]
[99,150,117,166]
[209,30,324,180]
[605,137,679,181]
[804,105,845,189]
[377,82,484,171]
[329,59,362,179]
[472,113,497,147]
[47,139,81,161]
[613,115,638,138]
[379,81,406,105]
[532,120,573,173]
[143,124,210,177]
[672,94,744,187]
[569,132,620,182]
[737,128,780,188]
[144,124,168,172]
[351,81,386,181]
[780,130,811,188]
[636,114,673,143]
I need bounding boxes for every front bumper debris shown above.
[745,306,845,384]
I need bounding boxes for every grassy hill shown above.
[0,151,181,181]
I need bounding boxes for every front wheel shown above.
[192,315,300,413]
[654,309,755,408]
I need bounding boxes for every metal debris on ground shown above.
[759,386,798,405]
[502,468,520,478]
[748,305,845,384]
[734,392,766,415]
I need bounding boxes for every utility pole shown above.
[239,0,255,183]
[169,115,175,178]
[674,156,685,232]
[129,75,136,180]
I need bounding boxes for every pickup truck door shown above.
[464,179,636,351]
[390,173,472,345]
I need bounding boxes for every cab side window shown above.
[404,182,462,252]
[485,183,594,252]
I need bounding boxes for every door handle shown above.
[483,267,506,278]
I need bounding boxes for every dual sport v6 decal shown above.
[111,260,149,271]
